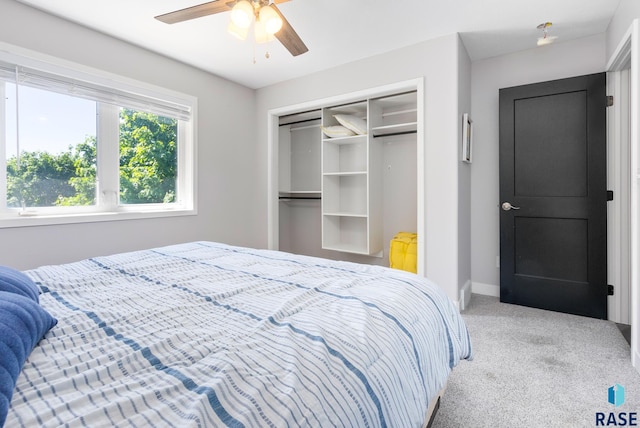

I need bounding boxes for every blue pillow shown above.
[0,266,39,303]
[0,291,57,426]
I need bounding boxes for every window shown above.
[118,109,178,205]
[0,48,196,227]
[5,83,98,209]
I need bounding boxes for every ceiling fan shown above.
[155,0,308,57]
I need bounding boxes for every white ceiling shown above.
[16,0,621,89]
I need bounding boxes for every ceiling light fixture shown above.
[537,22,558,46]
[227,0,283,44]
[156,0,308,57]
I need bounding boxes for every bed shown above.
[2,241,472,427]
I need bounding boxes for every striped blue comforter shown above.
[8,241,472,427]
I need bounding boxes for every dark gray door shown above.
[499,73,607,319]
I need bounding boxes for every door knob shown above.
[501,202,520,211]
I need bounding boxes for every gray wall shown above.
[256,35,468,304]
[469,34,608,294]
[0,0,261,269]
[457,36,472,305]
[607,0,640,60]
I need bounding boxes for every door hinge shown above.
[607,190,614,201]
[606,95,614,107]
[608,284,614,295]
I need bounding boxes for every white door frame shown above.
[607,18,640,370]
[607,70,631,325]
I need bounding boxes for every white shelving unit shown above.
[320,91,418,257]
[321,101,383,256]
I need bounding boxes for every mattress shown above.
[7,241,472,427]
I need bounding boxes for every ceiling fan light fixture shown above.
[255,19,275,43]
[230,0,254,29]
[156,0,309,57]
[536,21,557,46]
[259,5,283,35]
[537,36,558,46]
[228,20,249,40]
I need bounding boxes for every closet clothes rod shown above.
[279,196,321,200]
[279,117,321,127]
[372,130,417,138]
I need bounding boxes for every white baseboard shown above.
[472,281,500,297]
[459,280,472,310]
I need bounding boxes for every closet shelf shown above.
[279,191,321,200]
[322,243,372,255]
[322,134,367,144]
[322,212,367,218]
[382,108,417,118]
[372,122,417,138]
[322,171,367,177]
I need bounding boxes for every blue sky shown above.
[5,83,97,157]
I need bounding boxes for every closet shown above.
[278,109,322,258]
[276,88,419,268]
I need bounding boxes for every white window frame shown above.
[0,43,197,228]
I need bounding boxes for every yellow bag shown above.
[389,232,418,273]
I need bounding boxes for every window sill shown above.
[0,208,197,229]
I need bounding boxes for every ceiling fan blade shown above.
[155,1,233,24]
[271,3,308,56]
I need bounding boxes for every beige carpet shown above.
[432,294,639,428]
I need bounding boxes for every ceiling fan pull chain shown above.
[253,39,257,64]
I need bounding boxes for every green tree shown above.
[56,136,97,206]
[119,109,177,204]
[6,109,177,208]
[7,149,78,207]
